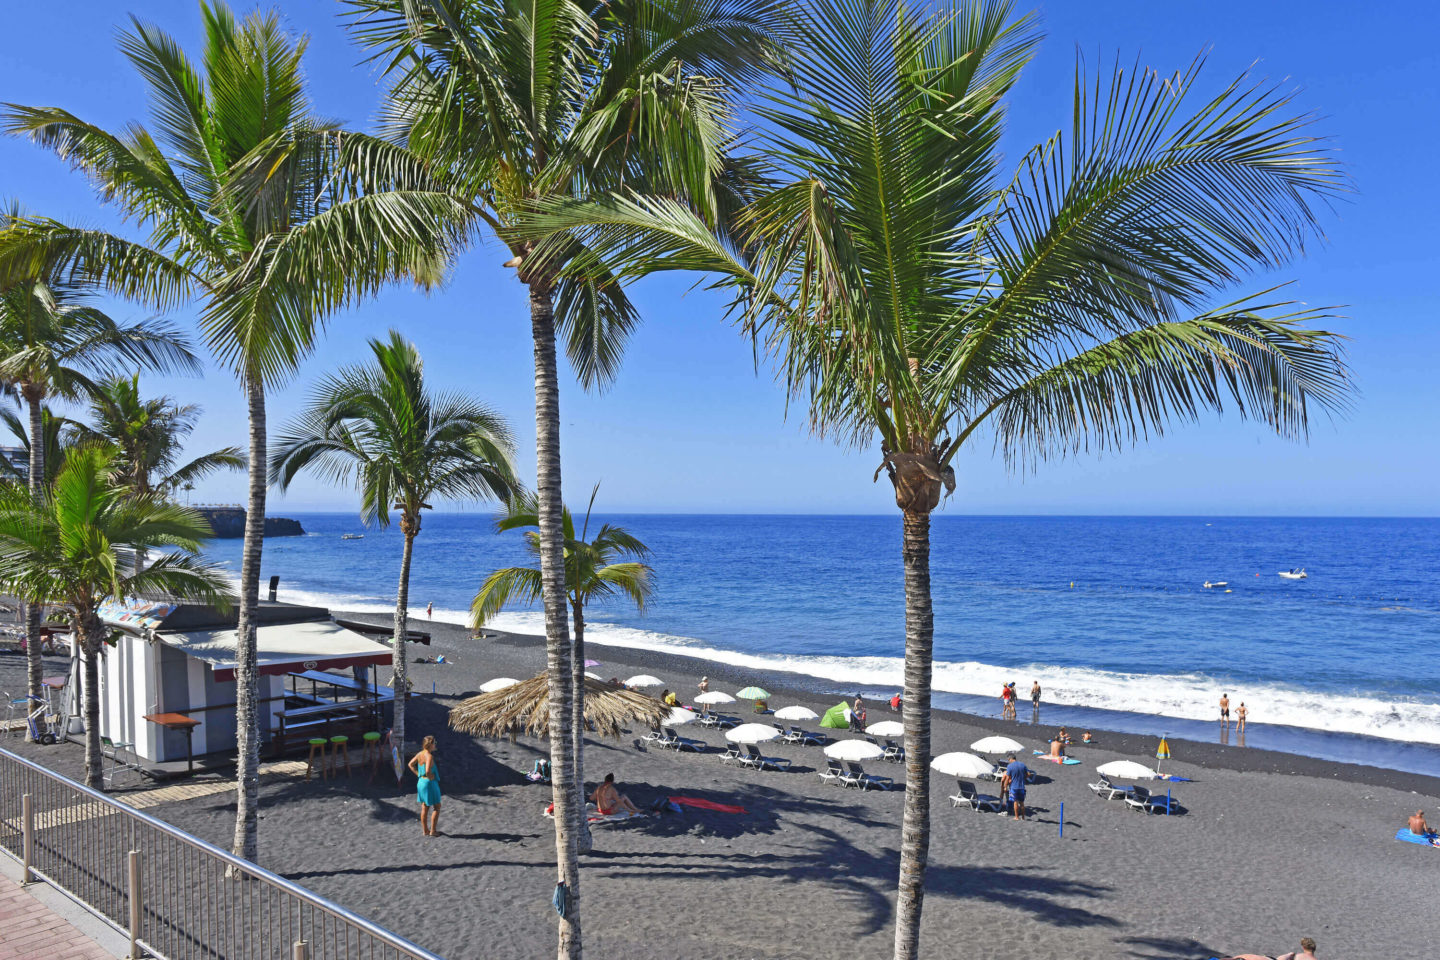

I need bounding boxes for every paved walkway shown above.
[0,873,116,960]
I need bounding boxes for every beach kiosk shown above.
[93,598,399,770]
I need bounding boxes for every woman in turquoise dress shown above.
[407,735,443,836]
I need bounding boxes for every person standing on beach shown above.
[425,601,433,619]
[1001,754,1029,820]
[1236,702,1248,732]
[1030,681,1042,710]
[698,676,710,694]
[1219,693,1230,726]
[407,735,442,837]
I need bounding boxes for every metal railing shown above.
[0,747,445,960]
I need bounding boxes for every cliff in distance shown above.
[196,506,305,539]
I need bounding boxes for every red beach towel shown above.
[669,796,747,814]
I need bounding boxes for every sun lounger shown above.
[882,739,905,763]
[698,713,738,729]
[788,725,827,745]
[841,760,893,791]
[718,742,743,763]
[664,727,705,752]
[1088,776,1135,800]
[740,744,791,771]
[1124,785,1176,814]
[641,727,671,746]
[818,757,844,784]
[949,778,1003,812]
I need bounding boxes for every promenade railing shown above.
[0,746,444,960]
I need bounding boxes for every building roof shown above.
[156,619,394,681]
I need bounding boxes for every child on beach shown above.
[407,736,442,837]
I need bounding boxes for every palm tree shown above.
[270,330,518,750]
[530,2,1353,955]
[343,4,788,948]
[0,234,198,721]
[472,486,654,849]
[0,405,78,487]
[0,2,463,862]
[76,375,244,507]
[0,446,231,788]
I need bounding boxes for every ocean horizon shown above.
[201,511,1440,773]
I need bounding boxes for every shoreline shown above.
[352,612,1440,796]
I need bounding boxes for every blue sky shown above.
[2,1,1436,516]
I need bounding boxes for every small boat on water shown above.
[341,533,364,540]
[1203,581,1228,589]
[1278,568,1307,580]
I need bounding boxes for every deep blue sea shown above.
[202,513,1440,772]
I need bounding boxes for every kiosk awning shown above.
[157,620,393,681]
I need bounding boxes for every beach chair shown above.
[881,739,905,763]
[641,726,670,746]
[665,727,705,752]
[796,726,827,745]
[817,758,844,785]
[718,742,743,763]
[1124,785,1175,814]
[741,744,791,771]
[841,761,893,791]
[1088,776,1134,801]
[949,778,1003,813]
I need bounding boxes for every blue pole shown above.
[1166,788,1171,816]
[432,681,437,695]
[1059,801,1064,838]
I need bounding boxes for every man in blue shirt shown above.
[1001,755,1030,820]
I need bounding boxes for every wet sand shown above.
[2,622,1436,959]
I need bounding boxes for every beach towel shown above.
[1395,827,1439,847]
[669,796,748,814]
[1159,774,1194,782]
[1031,750,1081,765]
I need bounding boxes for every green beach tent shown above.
[820,702,851,729]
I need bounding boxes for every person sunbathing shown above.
[1408,809,1433,836]
[590,773,641,816]
[1277,936,1319,960]
[1048,738,1066,758]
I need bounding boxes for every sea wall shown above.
[196,506,305,539]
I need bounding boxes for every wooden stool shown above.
[362,731,382,773]
[305,738,328,781]
[329,735,351,777]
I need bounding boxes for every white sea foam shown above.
[281,590,1440,747]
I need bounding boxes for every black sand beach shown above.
[3,621,1436,959]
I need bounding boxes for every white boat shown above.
[1278,568,1307,580]
[341,533,364,541]
[1203,581,1228,589]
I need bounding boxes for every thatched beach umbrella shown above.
[450,673,669,740]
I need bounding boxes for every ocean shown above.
[201,513,1440,774]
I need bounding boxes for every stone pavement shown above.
[0,872,116,960]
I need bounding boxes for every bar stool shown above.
[362,731,383,773]
[305,737,328,781]
[329,734,352,777]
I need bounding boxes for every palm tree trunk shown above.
[570,600,592,854]
[78,613,103,791]
[892,508,934,960]
[529,280,582,960]
[23,392,45,719]
[231,373,265,865]
[393,520,416,751]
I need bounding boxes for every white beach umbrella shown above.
[693,691,736,705]
[866,720,904,737]
[726,723,782,743]
[479,677,520,693]
[773,705,819,721]
[666,707,698,726]
[1096,760,1158,780]
[584,671,603,680]
[931,752,996,779]
[625,674,664,688]
[970,735,1024,754]
[824,739,885,761]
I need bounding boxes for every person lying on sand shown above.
[590,773,642,816]
[1277,936,1319,960]
[1408,809,1433,836]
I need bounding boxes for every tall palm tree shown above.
[0,250,198,720]
[472,486,654,850]
[0,446,231,788]
[530,2,1353,955]
[343,4,788,949]
[270,330,518,750]
[0,405,78,487]
[0,2,463,862]
[75,375,244,507]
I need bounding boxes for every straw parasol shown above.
[450,673,668,740]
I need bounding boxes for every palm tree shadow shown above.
[1122,935,1221,959]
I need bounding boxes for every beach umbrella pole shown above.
[1059,802,1064,838]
